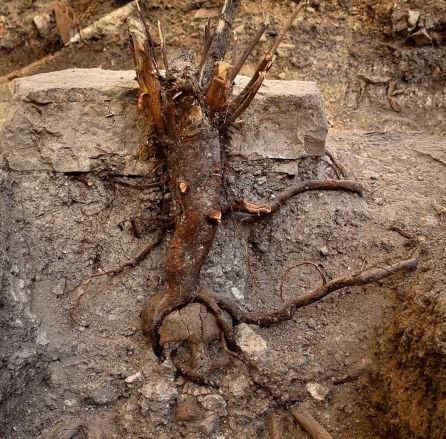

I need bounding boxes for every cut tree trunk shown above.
[127,0,419,384]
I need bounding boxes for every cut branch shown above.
[157,20,169,70]
[200,0,241,87]
[198,18,215,81]
[227,0,308,124]
[128,16,165,138]
[205,61,233,115]
[229,13,270,82]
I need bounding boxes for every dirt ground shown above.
[0,1,445,438]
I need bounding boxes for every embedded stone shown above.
[2,69,327,175]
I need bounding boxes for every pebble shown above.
[230,286,244,301]
[235,323,267,361]
[36,327,49,346]
[199,414,219,436]
[409,28,433,46]
[125,372,142,384]
[10,265,19,275]
[228,375,250,398]
[90,382,119,405]
[278,72,287,80]
[319,246,329,257]
[140,379,178,402]
[306,382,330,401]
[200,394,226,412]
[175,396,203,422]
[407,10,420,28]
[52,283,64,296]
[33,13,51,37]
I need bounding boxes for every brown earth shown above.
[0,1,445,438]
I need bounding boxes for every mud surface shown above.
[1,1,445,438]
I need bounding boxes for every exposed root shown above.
[290,405,334,439]
[196,290,236,351]
[225,0,308,126]
[279,261,327,302]
[171,346,219,388]
[153,248,419,387]
[223,179,364,218]
[199,249,419,326]
[125,5,421,432]
[68,234,164,325]
[325,148,353,180]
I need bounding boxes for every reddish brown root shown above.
[148,249,419,376]
[290,405,334,439]
[199,249,419,327]
[279,261,327,302]
[170,346,219,387]
[223,179,364,218]
[126,4,420,406]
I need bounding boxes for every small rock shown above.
[125,372,142,384]
[10,265,19,275]
[230,286,244,301]
[140,379,178,402]
[199,414,219,436]
[33,13,52,37]
[228,375,250,398]
[36,327,49,346]
[194,8,220,19]
[306,318,317,330]
[200,394,226,412]
[306,382,330,401]
[52,283,64,296]
[175,396,203,422]
[277,43,295,57]
[90,382,119,405]
[235,323,267,361]
[319,246,329,257]
[409,28,432,46]
[407,10,420,28]
[278,72,287,80]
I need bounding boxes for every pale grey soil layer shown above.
[1,121,445,438]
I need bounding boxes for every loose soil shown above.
[0,1,445,438]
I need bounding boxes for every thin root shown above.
[279,261,326,302]
[171,346,219,387]
[68,234,163,325]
